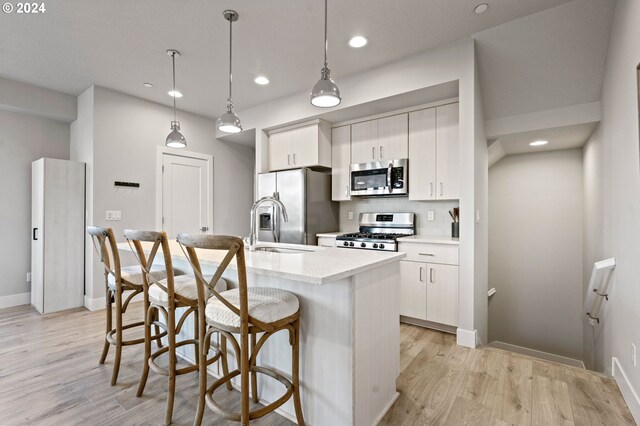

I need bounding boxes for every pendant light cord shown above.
[323,0,328,68]
[171,52,177,123]
[228,15,233,104]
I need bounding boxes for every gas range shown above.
[336,212,415,252]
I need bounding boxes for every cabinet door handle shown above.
[380,145,383,159]
[430,267,435,283]
[440,182,444,197]
[430,182,434,197]
[419,267,424,282]
[419,253,434,257]
[33,228,38,241]
[345,185,349,197]
[293,153,296,165]
[372,147,375,159]
[287,154,291,165]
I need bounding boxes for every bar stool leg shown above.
[250,332,258,403]
[137,305,153,397]
[292,319,305,426]
[164,309,177,426]
[240,332,250,426]
[99,288,112,365]
[194,320,207,426]
[153,308,164,349]
[221,336,232,391]
[111,288,124,386]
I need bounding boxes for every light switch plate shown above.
[427,210,435,221]
[106,210,122,221]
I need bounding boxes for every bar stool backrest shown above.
[87,226,122,289]
[123,229,179,306]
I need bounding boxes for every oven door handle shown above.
[387,163,393,193]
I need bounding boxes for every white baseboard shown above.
[83,292,145,311]
[457,328,478,348]
[612,356,640,424]
[489,341,585,368]
[0,292,31,309]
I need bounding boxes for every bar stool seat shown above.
[149,276,227,305]
[205,287,299,329]
[107,264,170,289]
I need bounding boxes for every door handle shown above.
[33,228,38,240]
[200,226,209,232]
[430,182,434,197]
[430,267,435,283]
[380,145,383,159]
[293,153,296,165]
[440,182,444,197]
[372,147,375,160]
[288,154,291,165]
[419,267,424,282]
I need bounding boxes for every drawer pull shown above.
[418,253,435,256]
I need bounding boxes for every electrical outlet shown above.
[26,272,31,282]
[632,343,637,367]
[106,210,122,221]
[348,211,354,221]
[427,210,435,221]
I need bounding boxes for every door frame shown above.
[155,146,214,234]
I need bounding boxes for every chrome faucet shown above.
[248,195,288,251]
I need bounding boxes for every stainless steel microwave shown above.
[350,159,408,196]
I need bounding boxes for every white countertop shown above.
[316,231,343,238]
[397,235,460,245]
[118,240,405,286]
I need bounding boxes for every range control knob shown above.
[373,243,379,249]
[349,242,355,247]
[343,241,348,246]
[360,243,366,248]
[379,244,385,249]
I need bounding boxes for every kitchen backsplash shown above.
[338,198,459,235]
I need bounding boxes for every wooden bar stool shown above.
[176,233,305,426]
[87,226,169,386]
[124,230,230,425]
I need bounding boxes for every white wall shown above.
[0,109,70,300]
[72,86,255,302]
[489,149,584,360]
[582,0,640,417]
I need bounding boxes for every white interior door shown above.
[162,153,211,238]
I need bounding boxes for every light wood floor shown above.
[0,305,634,425]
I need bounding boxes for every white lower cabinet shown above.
[399,242,459,328]
[317,236,336,247]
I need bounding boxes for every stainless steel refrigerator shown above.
[257,169,338,246]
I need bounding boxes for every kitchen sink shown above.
[253,246,314,254]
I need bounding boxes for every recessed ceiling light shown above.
[254,76,270,85]
[167,90,183,98]
[348,36,368,48]
[143,82,153,88]
[529,140,548,147]
[474,3,489,14]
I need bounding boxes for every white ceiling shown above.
[497,122,598,156]
[1,0,581,121]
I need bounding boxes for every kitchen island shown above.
[118,241,404,426]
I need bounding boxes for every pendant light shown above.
[217,10,242,134]
[165,49,187,148]
[310,0,341,108]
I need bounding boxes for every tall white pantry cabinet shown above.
[31,158,85,313]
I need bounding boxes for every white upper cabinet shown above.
[351,120,377,164]
[268,120,331,171]
[377,114,408,161]
[331,126,351,201]
[408,108,437,200]
[350,114,408,164]
[408,102,459,200]
[436,103,459,200]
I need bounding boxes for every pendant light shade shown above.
[166,49,186,148]
[310,0,341,108]
[217,10,242,134]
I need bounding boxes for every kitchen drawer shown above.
[398,242,459,265]
[317,237,336,248]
